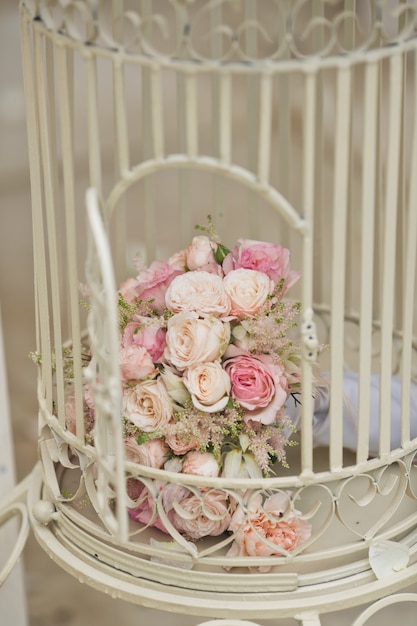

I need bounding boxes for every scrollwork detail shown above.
[25,0,417,64]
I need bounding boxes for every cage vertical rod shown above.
[56,40,85,437]
[34,29,67,426]
[300,69,317,475]
[356,60,379,463]
[20,11,53,414]
[400,52,417,447]
[329,64,352,469]
[379,51,403,456]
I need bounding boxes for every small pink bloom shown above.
[122,316,166,362]
[119,344,158,381]
[64,394,77,435]
[182,451,220,478]
[223,238,300,296]
[136,260,184,314]
[223,345,288,425]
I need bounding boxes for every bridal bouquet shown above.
[66,219,313,561]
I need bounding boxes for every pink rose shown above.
[223,268,273,319]
[129,481,190,534]
[181,451,220,477]
[122,378,172,432]
[118,277,140,305]
[119,344,158,381]
[136,260,184,314]
[223,238,300,296]
[64,394,77,435]
[173,490,232,540]
[122,316,166,362]
[165,271,230,317]
[227,492,312,567]
[185,236,221,274]
[124,436,169,468]
[223,345,288,425]
[168,249,187,271]
[164,311,230,371]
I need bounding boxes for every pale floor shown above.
[1,2,417,625]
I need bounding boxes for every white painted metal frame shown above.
[1,1,417,625]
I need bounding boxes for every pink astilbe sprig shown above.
[235,297,301,359]
[241,414,296,475]
[172,401,244,461]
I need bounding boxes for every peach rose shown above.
[165,270,230,317]
[124,436,169,468]
[122,378,172,432]
[181,451,220,477]
[227,492,312,566]
[223,345,288,425]
[119,345,158,382]
[165,422,199,455]
[223,238,300,295]
[164,311,230,371]
[223,268,273,319]
[183,361,231,412]
[173,490,231,540]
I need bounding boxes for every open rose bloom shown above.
[70,227,316,566]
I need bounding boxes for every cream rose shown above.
[185,235,217,270]
[165,270,231,317]
[181,451,220,477]
[164,311,230,370]
[183,362,231,412]
[223,268,273,319]
[122,378,172,432]
[124,436,169,468]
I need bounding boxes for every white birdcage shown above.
[5,0,417,624]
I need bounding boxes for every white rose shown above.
[122,378,172,432]
[183,362,231,412]
[223,268,273,319]
[164,311,230,370]
[165,270,230,317]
